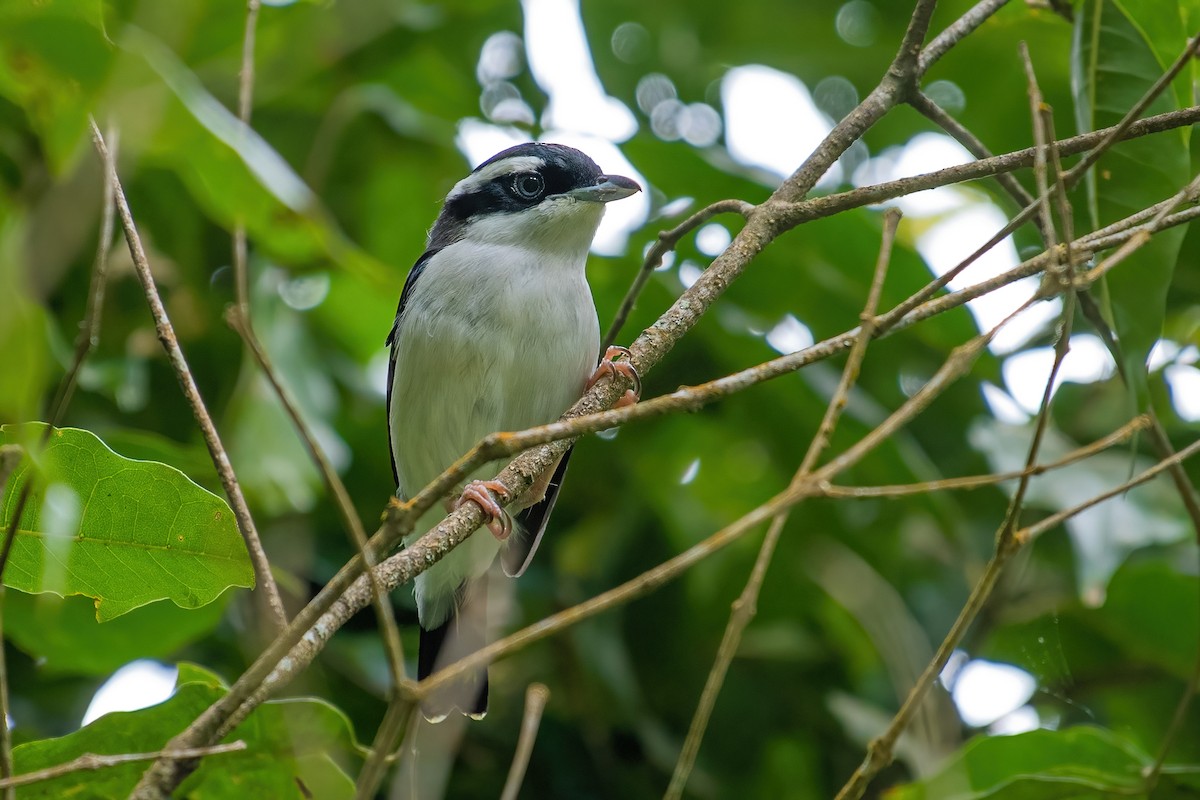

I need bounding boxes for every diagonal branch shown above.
[223,0,408,686]
[89,120,287,633]
[603,199,754,352]
[665,208,902,799]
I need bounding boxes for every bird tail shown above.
[417,581,488,722]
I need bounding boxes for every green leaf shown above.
[177,696,362,800]
[889,727,1158,799]
[2,590,228,676]
[0,0,113,170]
[1092,559,1200,679]
[0,424,253,620]
[1072,0,1191,401]
[117,27,390,285]
[10,678,223,800]
[11,668,361,799]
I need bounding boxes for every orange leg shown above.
[454,480,512,540]
[586,345,641,408]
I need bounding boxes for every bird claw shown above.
[455,480,513,540]
[586,345,642,402]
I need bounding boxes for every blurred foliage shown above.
[0,0,1198,798]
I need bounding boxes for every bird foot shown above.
[586,346,641,407]
[455,480,512,540]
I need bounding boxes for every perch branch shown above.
[602,199,754,352]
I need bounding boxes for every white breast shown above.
[389,239,599,625]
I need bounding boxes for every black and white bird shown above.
[386,143,641,720]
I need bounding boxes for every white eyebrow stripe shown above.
[448,155,547,198]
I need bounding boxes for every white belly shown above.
[389,240,599,625]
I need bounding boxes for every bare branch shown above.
[825,415,1149,497]
[353,697,414,799]
[776,0,938,204]
[602,199,753,352]
[0,446,23,800]
[0,742,246,791]
[909,90,1044,236]
[918,0,1011,73]
[499,684,550,800]
[666,208,901,799]
[89,121,287,632]
[780,106,1200,229]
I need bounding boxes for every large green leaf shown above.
[1072,0,1191,399]
[10,664,360,799]
[0,424,253,620]
[889,726,1200,799]
[3,590,228,676]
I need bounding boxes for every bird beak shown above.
[565,174,642,203]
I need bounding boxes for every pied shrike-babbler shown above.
[386,143,641,720]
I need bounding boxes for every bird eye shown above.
[511,172,544,200]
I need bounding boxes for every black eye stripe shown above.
[435,146,604,230]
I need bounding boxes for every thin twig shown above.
[89,120,287,633]
[908,90,1043,235]
[918,0,1011,73]
[231,0,258,315]
[1022,45,1059,255]
[225,0,407,691]
[0,446,23,800]
[775,0,938,205]
[666,209,901,799]
[1020,437,1200,543]
[602,199,753,352]
[0,742,246,790]
[47,130,118,423]
[824,414,1149,497]
[499,684,550,800]
[1080,170,1200,287]
[834,53,1079,800]
[354,697,415,799]
[776,105,1200,232]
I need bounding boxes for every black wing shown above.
[386,248,439,488]
[502,446,573,577]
